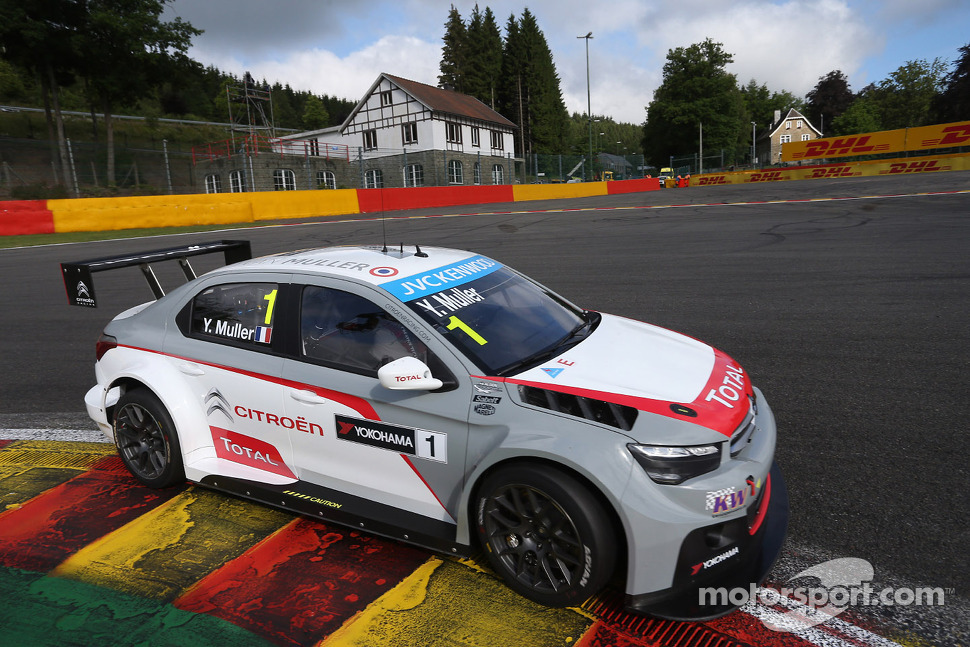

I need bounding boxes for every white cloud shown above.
[170,0,959,126]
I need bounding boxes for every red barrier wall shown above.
[606,178,661,195]
[356,185,515,213]
[0,200,55,236]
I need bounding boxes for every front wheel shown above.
[475,463,616,607]
[113,388,184,488]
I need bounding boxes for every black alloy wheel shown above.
[114,388,185,488]
[476,463,616,607]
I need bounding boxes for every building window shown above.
[471,127,480,147]
[229,170,245,193]
[317,170,336,189]
[796,120,803,129]
[474,162,482,185]
[364,169,384,189]
[402,122,418,145]
[404,164,424,187]
[785,121,791,129]
[363,129,378,150]
[491,164,504,185]
[448,160,463,185]
[273,169,296,191]
[801,134,811,141]
[381,90,393,106]
[204,174,221,194]
[779,134,792,144]
[446,122,462,144]
[490,130,504,152]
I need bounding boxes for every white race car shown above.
[64,241,787,618]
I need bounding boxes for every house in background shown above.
[277,73,518,189]
[756,108,822,166]
[196,73,518,192]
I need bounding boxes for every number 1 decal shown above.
[446,315,487,345]
[415,430,447,463]
[263,289,278,325]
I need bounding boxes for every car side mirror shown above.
[378,356,444,391]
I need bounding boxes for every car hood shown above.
[505,313,753,436]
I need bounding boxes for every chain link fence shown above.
[1,132,651,200]
[0,136,199,199]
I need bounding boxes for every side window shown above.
[190,283,279,348]
[301,286,428,375]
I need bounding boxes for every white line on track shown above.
[742,590,905,647]
[0,429,109,442]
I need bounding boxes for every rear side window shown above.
[190,282,279,347]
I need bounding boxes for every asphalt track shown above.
[1,172,968,645]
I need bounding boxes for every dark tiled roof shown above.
[383,73,516,129]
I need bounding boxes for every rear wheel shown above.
[113,388,184,488]
[475,463,616,607]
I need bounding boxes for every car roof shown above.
[211,245,500,292]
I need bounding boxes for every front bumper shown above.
[626,461,789,620]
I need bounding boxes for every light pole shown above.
[578,32,593,181]
[751,121,757,168]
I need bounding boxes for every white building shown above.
[279,73,518,188]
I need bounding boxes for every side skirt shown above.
[197,474,471,558]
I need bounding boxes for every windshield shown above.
[399,265,593,375]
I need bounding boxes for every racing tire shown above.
[113,388,185,488]
[475,463,616,607]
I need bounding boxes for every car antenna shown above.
[415,244,428,257]
[381,188,388,253]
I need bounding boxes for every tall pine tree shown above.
[463,5,503,108]
[438,5,467,92]
[493,9,568,156]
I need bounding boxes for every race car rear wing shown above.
[61,239,252,307]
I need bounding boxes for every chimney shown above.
[773,110,781,126]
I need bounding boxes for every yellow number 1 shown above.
[263,289,278,325]
[447,315,487,345]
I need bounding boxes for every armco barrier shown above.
[2,178,662,236]
[0,200,55,236]
[49,194,254,233]
[356,185,513,213]
[607,178,662,194]
[512,182,608,202]
[247,189,360,221]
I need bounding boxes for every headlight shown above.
[628,443,721,485]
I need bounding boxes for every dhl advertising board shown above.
[783,120,970,162]
[692,152,970,187]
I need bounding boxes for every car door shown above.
[280,279,474,542]
[168,275,297,485]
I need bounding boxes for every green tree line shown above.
[643,38,970,169]
[0,0,356,187]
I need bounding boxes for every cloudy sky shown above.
[163,0,970,125]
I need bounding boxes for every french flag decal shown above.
[255,326,272,343]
